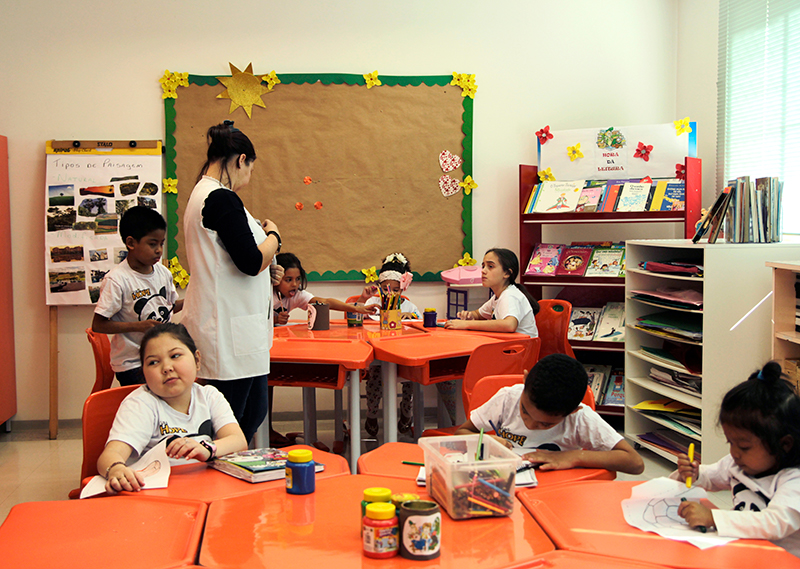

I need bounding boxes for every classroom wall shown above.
[0,0,718,421]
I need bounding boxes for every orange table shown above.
[0,496,206,569]
[200,473,554,569]
[120,445,349,503]
[518,480,800,569]
[514,551,673,569]
[357,442,616,487]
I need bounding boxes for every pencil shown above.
[402,461,424,466]
[476,427,484,461]
[686,443,695,488]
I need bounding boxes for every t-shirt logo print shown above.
[133,286,174,323]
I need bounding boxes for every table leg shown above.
[302,387,318,445]
[412,382,424,442]
[334,390,343,442]
[383,362,398,443]
[348,370,360,473]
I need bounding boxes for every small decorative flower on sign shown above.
[262,70,281,91]
[567,143,583,162]
[634,142,653,162]
[536,125,554,145]
[454,252,477,268]
[295,202,304,211]
[675,163,686,180]
[362,266,378,283]
[303,176,313,185]
[459,175,478,195]
[169,257,190,289]
[162,178,178,194]
[364,71,382,89]
[674,117,692,135]
[314,201,323,210]
[159,70,189,99]
[538,167,555,182]
[450,72,478,99]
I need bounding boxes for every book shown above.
[599,184,622,212]
[692,185,734,243]
[568,307,602,340]
[583,364,611,401]
[707,186,733,244]
[615,182,651,212]
[531,180,585,213]
[584,247,624,277]
[601,369,625,406]
[575,185,604,212]
[648,180,670,211]
[635,311,702,342]
[661,182,686,211]
[524,243,564,276]
[211,448,325,483]
[523,183,540,214]
[555,246,593,277]
[593,302,625,342]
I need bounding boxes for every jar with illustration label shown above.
[285,449,315,495]
[399,500,441,560]
[362,502,399,558]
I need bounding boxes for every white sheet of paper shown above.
[621,477,738,550]
[80,439,172,499]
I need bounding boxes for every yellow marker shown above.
[686,443,695,488]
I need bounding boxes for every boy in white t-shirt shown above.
[92,207,183,386]
[456,354,644,475]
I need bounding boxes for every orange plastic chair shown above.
[86,327,115,393]
[68,384,138,499]
[420,338,532,437]
[534,299,576,360]
[471,374,595,412]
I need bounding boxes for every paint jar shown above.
[285,449,315,495]
[380,309,401,330]
[391,492,419,509]
[346,309,363,327]
[361,487,393,517]
[362,502,399,558]
[399,500,441,560]
[423,308,437,327]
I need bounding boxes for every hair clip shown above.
[757,370,765,381]
[223,119,240,132]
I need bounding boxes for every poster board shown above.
[164,70,474,281]
[44,141,163,305]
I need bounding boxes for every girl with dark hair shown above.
[675,361,800,556]
[181,122,282,445]
[445,247,540,337]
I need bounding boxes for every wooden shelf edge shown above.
[627,375,702,407]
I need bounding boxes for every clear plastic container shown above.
[418,435,521,520]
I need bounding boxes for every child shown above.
[445,247,539,337]
[97,323,247,495]
[675,361,800,556]
[455,354,644,474]
[92,206,183,386]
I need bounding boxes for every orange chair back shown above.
[69,384,138,498]
[534,299,575,360]
[470,374,524,412]
[461,338,532,413]
[86,327,115,393]
[582,385,596,410]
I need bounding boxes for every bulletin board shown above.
[44,141,163,306]
[164,68,475,281]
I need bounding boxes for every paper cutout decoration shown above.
[538,167,556,182]
[454,252,477,268]
[159,70,189,99]
[295,202,304,210]
[439,150,463,173]
[634,142,653,162]
[439,175,460,197]
[362,266,378,283]
[169,257,190,289]
[459,175,478,195]
[597,127,625,149]
[674,117,692,135]
[567,143,583,162]
[675,163,686,180]
[364,71,381,89]
[216,63,270,118]
[450,72,477,98]
[162,178,178,194]
[536,125,553,145]
[303,176,313,185]
[314,201,323,209]
[262,70,281,91]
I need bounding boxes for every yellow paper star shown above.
[169,257,190,289]
[362,266,378,283]
[162,178,177,194]
[159,70,188,99]
[567,143,584,162]
[216,63,270,118]
[538,167,556,182]
[363,71,381,89]
[459,175,478,195]
[454,252,477,268]
[262,70,281,91]
[674,117,692,135]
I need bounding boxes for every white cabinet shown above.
[767,260,800,366]
[624,239,800,464]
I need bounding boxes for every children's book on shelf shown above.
[593,301,625,342]
[583,364,611,402]
[531,180,585,213]
[575,185,605,212]
[615,182,652,212]
[598,184,622,212]
[524,243,564,276]
[211,448,325,483]
[601,368,625,406]
[568,307,602,340]
[634,311,703,342]
[555,245,593,277]
[648,180,686,211]
[584,247,624,277]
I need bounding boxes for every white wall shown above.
[0,0,718,421]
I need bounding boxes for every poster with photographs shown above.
[45,142,162,305]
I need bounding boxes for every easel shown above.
[47,139,162,440]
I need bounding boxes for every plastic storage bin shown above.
[418,435,521,520]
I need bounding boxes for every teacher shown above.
[182,121,281,444]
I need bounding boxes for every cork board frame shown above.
[164,72,473,281]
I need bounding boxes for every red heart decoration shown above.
[439,175,460,197]
[439,150,463,173]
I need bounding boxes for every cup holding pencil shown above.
[378,284,402,330]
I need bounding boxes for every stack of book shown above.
[568,302,625,342]
[584,364,625,406]
[634,311,702,343]
[211,448,325,483]
[632,399,701,440]
[648,366,702,396]
[523,179,685,214]
[525,242,625,278]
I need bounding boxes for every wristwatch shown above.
[199,440,217,462]
[265,230,281,252]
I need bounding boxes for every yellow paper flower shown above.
[159,70,189,99]
[363,71,381,89]
[454,252,477,268]
[567,143,584,162]
[674,117,692,135]
[162,178,178,194]
[459,175,478,195]
[169,257,190,288]
[451,72,478,99]
[262,70,281,91]
[538,167,556,182]
[362,266,378,283]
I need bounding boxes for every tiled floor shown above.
[0,416,730,525]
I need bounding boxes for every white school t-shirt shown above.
[273,289,315,325]
[364,296,421,320]
[477,286,538,338]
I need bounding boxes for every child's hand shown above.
[678,500,714,530]
[358,284,378,303]
[269,264,284,285]
[400,312,417,320]
[676,452,699,483]
[105,463,145,495]
[522,449,578,471]
[274,310,290,325]
[456,310,474,320]
[491,434,513,449]
[444,319,468,329]
[355,304,378,315]
[166,436,209,462]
